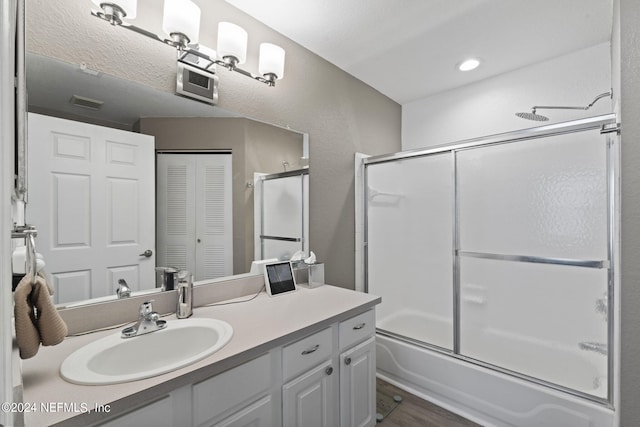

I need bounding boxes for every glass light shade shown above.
[259,43,285,79]
[217,22,248,64]
[162,0,201,44]
[92,0,137,19]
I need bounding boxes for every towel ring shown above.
[25,232,37,284]
[11,225,38,285]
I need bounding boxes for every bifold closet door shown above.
[366,153,454,350]
[157,154,232,281]
[456,129,610,398]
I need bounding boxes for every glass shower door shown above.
[456,129,610,398]
[366,153,454,350]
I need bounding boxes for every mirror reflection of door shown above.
[27,113,156,304]
[156,153,233,281]
[254,170,309,261]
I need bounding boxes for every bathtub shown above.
[376,311,615,427]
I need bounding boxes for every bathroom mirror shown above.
[23,52,308,308]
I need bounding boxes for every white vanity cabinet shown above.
[281,309,377,427]
[31,287,380,427]
[282,327,338,427]
[338,309,377,427]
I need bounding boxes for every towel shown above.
[13,275,40,359]
[14,273,68,359]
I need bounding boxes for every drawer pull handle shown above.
[301,344,320,355]
[345,357,352,366]
[325,366,334,375]
[353,323,366,330]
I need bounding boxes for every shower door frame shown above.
[362,114,619,407]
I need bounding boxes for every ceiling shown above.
[225,0,613,104]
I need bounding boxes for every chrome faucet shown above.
[116,279,131,299]
[122,300,167,338]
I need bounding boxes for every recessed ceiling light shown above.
[458,58,481,71]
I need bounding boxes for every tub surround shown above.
[20,281,380,426]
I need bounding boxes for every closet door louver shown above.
[157,154,232,281]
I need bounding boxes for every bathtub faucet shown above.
[578,341,607,355]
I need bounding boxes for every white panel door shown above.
[282,360,337,427]
[156,153,232,281]
[27,113,155,304]
[340,337,376,427]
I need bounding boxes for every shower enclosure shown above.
[362,115,618,426]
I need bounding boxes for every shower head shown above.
[515,109,549,122]
[515,90,612,122]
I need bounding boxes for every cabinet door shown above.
[283,360,337,427]
[340,337,376,427]
[213,396,272,427]
[96,396,173,427]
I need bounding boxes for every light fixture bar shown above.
[176,48,278,87]
[90,6,283,87]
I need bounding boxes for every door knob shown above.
[139,249,153,257]
[345,357,352,366]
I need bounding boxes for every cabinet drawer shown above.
[339,309,375,351]
[283,327,333,382]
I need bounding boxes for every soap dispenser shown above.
[156,267,178,291]
[176,270,193,319]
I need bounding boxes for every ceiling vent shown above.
[69,94,104,110]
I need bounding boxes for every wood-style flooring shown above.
[376,378,482,427]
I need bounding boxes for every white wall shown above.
[0,1,16,424]
[402,42,612,150]
[617,0,640,423]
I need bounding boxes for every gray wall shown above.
[26,0,402,289]
[617,0,640,424]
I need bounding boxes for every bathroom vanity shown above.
[18,283,380,427]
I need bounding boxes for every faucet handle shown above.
[140,300,154,317]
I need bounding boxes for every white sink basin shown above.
[60,318,233,385]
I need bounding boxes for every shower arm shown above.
[531,91,612,113]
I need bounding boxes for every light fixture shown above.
[90,0,286,88]
[458,58,481,71]
[217,22,248,67]
[259,43,285,85]
[91,0,137,25]
[162,0,201,47]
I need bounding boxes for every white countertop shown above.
[21,285,380,426]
